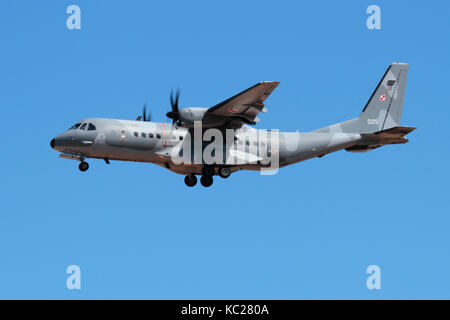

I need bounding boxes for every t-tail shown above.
[315,62,415,152]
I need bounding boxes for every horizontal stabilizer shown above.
[375,125,416,135]
[362,126,416,144]
[346,126,415,152]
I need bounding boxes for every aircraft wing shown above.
[204,81,279,128]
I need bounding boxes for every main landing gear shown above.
[78,161,89,172]
[184,166,232,187]
[184,173,213,187]
[184,174,197,187]
[199,165,214,187]
[200,175,213,187]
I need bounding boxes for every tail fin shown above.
[358,62,409,132]
[315,62,409,134]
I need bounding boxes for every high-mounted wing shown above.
[204,81,279,128]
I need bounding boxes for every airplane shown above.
[50,62,415,187]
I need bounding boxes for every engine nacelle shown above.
[175,107,225,128]
[178,107,208,124]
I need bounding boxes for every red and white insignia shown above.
[227,107,238,113]
[379,95,386,101]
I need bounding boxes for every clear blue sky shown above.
[1,0,449,299]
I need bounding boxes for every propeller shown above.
[137,103,151,121]
[166,89,180,125]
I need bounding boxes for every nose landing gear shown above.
[78,161,89,172]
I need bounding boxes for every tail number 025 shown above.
[367,119,379,125]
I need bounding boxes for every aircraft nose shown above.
[50,138,56,149]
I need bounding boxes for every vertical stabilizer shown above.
[314,62,409,134]
[358,62,409,132]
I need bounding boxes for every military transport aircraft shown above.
[50,62,415,187]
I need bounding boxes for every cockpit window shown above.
[87,123,96,131]
[69,123,81,130]
[80,123,87,130]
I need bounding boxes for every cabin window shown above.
[142,132,146,138]
[156,133,161,139]
[69,123,81,130]
[245,140,250,146]
[87,123,96,131]
[149,133,153,138]
[80,123,87,130]
[134,132,138,137]
[179,136,183,141]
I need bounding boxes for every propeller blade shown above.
[167,89,181,124]
[170,89,180,112]
[143,104,147,121]
[174,89,179,112]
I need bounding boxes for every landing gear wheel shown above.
[79,161,89,172]
[218,167,231,179]
[184,174,197,187]
[200,175,213,187]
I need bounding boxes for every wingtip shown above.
[391,62,409,66]
[260,81,280,84]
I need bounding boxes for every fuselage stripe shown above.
[162,123,167,147]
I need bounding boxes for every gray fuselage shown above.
[51,118,362,175]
